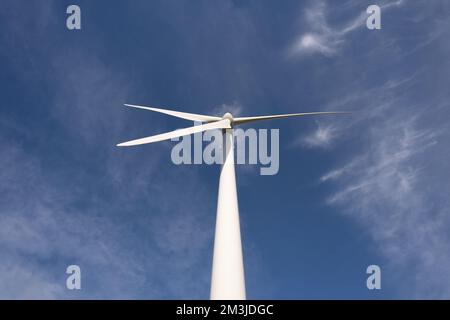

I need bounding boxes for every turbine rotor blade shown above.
[124,104,221,122]
[233,111,351,125]
[117,119,231,147]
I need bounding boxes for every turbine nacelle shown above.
[222,112,234,124]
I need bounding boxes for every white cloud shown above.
[212,102,243,118]
[0,262,63,299]
[292,33,338,57]
[289,1,339,57]
[0,130,216,298]
[321,101,450,297]
[0,5,215,296]
[299,122,338,149]
[289,0,405,57]
[0,138,150,298]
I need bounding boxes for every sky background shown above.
[0,0,449,299]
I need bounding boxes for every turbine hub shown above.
[223,112,234,122]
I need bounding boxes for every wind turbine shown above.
[117,103,348,300]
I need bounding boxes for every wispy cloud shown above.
[289,1,341,57]
[297,122,338,149]
[0,1,215,299]
[0,132,215,298]
[320,82,450,297]
[212,102,244,117]
[289,0,405,57]
[0,139,144,298]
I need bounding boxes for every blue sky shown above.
[0,0,449,299]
